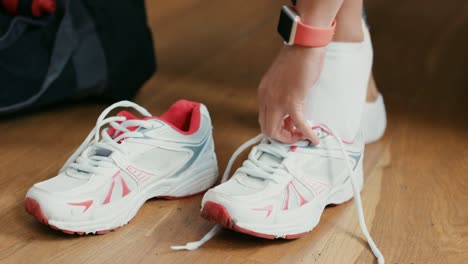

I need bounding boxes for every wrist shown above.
[277,5,336,47]
[296,1,341,28]
[300,14,335,28]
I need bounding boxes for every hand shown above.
[258,45,325,145]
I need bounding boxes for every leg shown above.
[335,1,383,104]
[305,0,372,142]
[334,0,365,42]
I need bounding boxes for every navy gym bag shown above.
[0,0,156,114]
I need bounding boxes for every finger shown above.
[283,116,295,134]
[283,116,304,142]
[274,115,304,143]
[290,111,320,145]
[277,126,303,144]
[264,110,296,143]
[265,110,285,137]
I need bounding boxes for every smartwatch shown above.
[277,5,336,47]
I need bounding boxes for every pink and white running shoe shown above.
[173,125,384,264]
[25,100,218,235]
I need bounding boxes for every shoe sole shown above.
[201,201,308,239]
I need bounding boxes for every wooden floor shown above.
[1,0,467,263]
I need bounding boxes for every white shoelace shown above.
[59,101,153,175]
[172,125,385,264]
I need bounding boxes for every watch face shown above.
[277,6,296,44]
[278,8,293,43]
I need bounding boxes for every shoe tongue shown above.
[238,141,285,182]
[117,110,139,120]
[256,140,286,164]
[258,151,282,164]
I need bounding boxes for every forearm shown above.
[296,0,344,27]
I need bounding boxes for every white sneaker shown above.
[25,100,218,235]
[202,127,365,238]
[173,125,384,264]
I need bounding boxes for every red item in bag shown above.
[2,0,56,17]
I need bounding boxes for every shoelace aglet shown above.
[170,242,200,251]
[171,225,222,251]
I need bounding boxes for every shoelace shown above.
[59,101,153,175]
[172,124,385,264]
[235,138,309,183]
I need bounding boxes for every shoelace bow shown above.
[60,101,153,175]
[172,124,385,264]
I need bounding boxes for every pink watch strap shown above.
[294,20,336,47]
